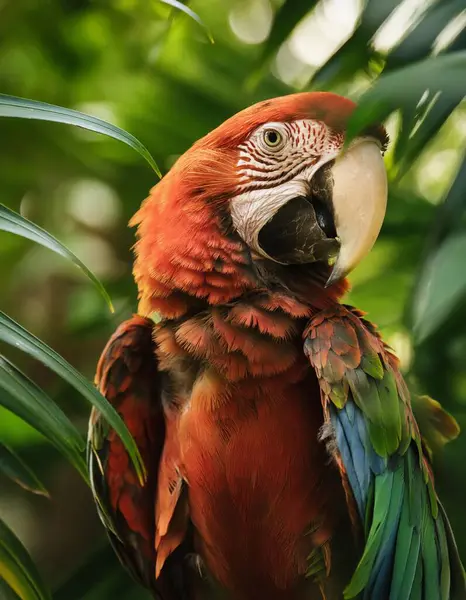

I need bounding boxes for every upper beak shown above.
[325,139,388,287]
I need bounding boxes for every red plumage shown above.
[88,92,464,600]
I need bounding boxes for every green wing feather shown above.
[304,305,466,600]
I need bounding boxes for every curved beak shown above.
[325,139,388,287]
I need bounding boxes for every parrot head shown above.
[132,92,388,317]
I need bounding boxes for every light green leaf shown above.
[384,0,466,71]
[411,233,466,343]
[346,52,466,144]
[0,355,87,481]
[0,442,49,497]
[0,94,161,178]
[0,517,51,600]
[394,93,462,176]
[311,0,399,88]
[428,154,466,248]
[0,313,146,483]
[410,154,466,342]
[160,0,213,42]
[0,204,113,313]
[0,577,21,600]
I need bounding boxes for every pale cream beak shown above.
[326,139,388,286]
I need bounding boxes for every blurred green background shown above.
[0,0,466,597]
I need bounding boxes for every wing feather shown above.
[304,305,466,600]
[88,315,192,599]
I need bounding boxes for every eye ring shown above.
[263,128,283,149]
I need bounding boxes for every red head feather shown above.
[131,93,356,318]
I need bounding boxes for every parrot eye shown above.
[263,128,284,149]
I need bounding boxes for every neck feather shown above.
[131,179,257,319]
[131,159,348,320]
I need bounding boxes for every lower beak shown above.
[325,139,388,286]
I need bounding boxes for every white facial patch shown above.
[231,168,319,260]
[230,119,344,260]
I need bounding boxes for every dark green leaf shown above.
[0,355,87,481]
[428,153,466,249]
[260,0,318,64]
[447,21,466,52]
[0,577,21,600]
[53,544,131,600]
[395,92,463,175]
[310,35,368,89]
[393,97,425,168]
[411,232,466,343]
[311,0,399,88]
[160,0,213,42]
[0,442,49,497]
[0,204,113,313]
[385,0,465,71]
[0,313,146,482]
[0,517,51,600]
[405,152,466,351]
[346,52,466,143]
[0,95,161,177]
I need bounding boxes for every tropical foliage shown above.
[0,0,465,597]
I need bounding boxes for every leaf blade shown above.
[0,94,161,177]
[0,577,21,600]
[0,518,51,600]
[0,313,146,482]
[159,0,213,42]
[384,0,466,71]
[411,232,466,343]
[346,51,466,144]
[311,0,399,88]
[0,355,87,481]
[409,155,466,342]
[395,93,463,176]
[0,204,113,313]
[0,442,49,497]
[261,0,318,64]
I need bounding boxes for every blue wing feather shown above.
[331,405,384,520]
[332,406,366,517]
[305,306,466,600]
[329,401,464,600]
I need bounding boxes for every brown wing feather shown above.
[88,315,193,599]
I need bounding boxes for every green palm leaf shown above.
[260,0,318,64]
[160,0,213,42]
[384,0,465,72]
[0,518,51,600]
[346,52,466,148]
[0,204,113,313]
[0,577,21,600]
[311,0,399,88]
[0,95,161,178]
[409,156,466,342]
[0,442,49,497]
[0,313,146,482]
[0,355,87,481]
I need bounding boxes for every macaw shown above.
[88,92,466,600]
